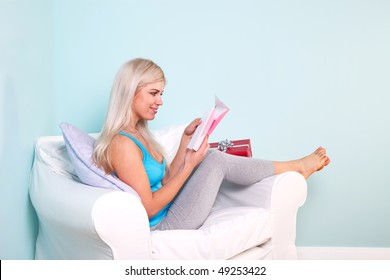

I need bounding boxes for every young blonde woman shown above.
[93,58,330,230]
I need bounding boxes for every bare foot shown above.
[299,147,330,179]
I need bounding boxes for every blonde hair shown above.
[93,58,166,174]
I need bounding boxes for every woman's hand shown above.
[184,135,210,170]
[184,118,202,138]
[164,123,210,185]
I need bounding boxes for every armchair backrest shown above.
[34,124,187,183]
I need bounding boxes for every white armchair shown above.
[29,125,307,260]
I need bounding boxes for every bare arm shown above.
[111,132,209,218]
[162,118,202,185]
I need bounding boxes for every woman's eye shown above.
[150,92,163,97]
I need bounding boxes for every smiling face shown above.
[132,81,165,123]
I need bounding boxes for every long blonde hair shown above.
[93,58,166,174]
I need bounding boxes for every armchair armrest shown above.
[30,159,152,259]
[213,171,307,259]
[262,171,307,259]
[93,190,152,259]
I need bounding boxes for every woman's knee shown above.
[200,150,226,170]
[204,150,225,163]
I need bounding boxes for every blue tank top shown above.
[118,131,169,227]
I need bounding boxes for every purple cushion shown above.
[60,123,139,197]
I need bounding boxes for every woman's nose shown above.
[156,95,163,106]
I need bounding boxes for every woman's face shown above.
[132,81,165,122]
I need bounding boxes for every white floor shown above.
[297,247,390,260]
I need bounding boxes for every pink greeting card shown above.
[187,96,230,151]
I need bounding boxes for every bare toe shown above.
[317,157,330,171]
[301,147,330,179]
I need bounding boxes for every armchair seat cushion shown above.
[151,206,271,260]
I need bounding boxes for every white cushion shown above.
[150,206,271,260]
[150,124,186,163]
[35,135,77,179]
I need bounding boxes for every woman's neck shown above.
[125,120,140,134]
[126,127,139,134]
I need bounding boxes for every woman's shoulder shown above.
[110,133,143,161]
[109,134,150,188]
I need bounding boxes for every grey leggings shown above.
[153,150,274,230]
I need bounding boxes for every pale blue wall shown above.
[0,0,54,259]
[1,0,389,259]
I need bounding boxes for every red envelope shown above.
[209,139,252,157]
